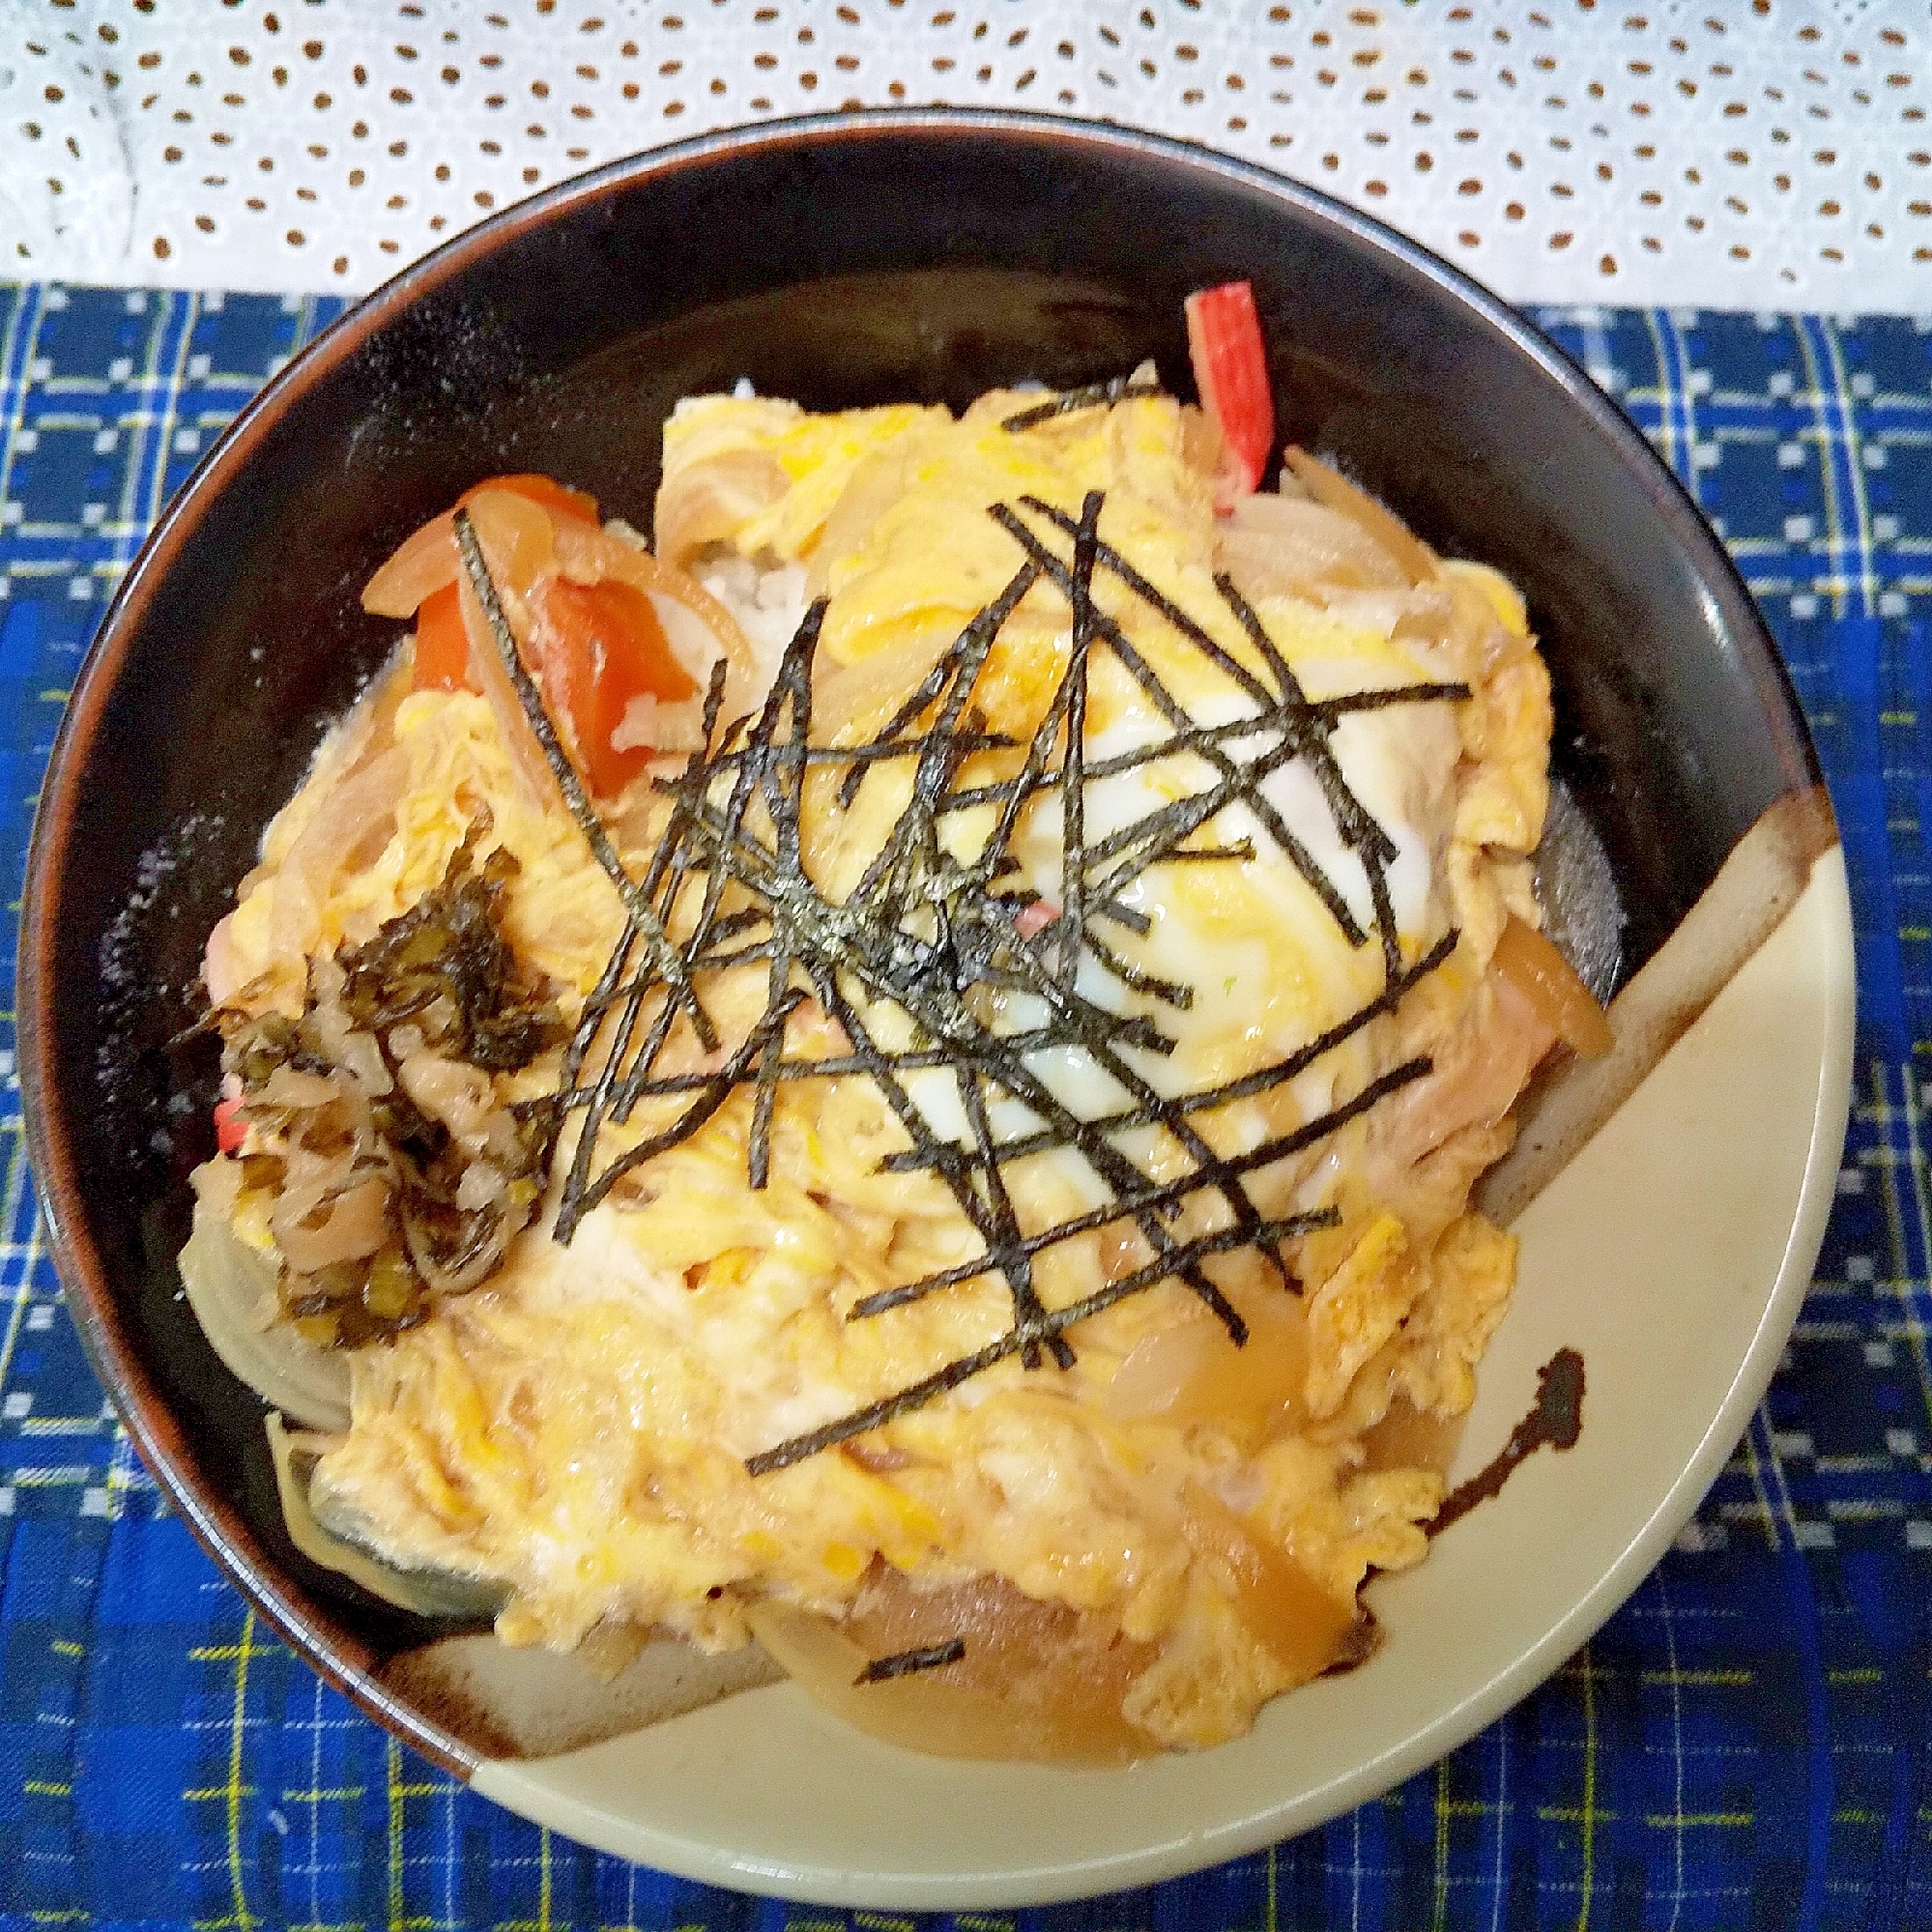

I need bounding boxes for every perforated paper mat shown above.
[5,0,1932,308]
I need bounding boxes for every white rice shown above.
[616,556,808,757]
[698,554,810,685]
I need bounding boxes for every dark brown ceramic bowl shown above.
[18,111,1849,1903]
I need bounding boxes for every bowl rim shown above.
[16,104,1842,1889]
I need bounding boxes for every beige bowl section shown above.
[468,829,1854,1908]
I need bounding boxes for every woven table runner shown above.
[0,283,1925,1931]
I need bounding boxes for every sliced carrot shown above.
[550,517,760,709]
[412,582,473,693]
[1185,280,1276,499]
[535,575,696,796]
[213,1096,248,1154]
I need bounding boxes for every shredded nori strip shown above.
[876,928,1460,1181]
[454,508,718,1053]
[999,375,1163,432]
[747,1197,1358,1476]
[456,466,1472,1472]
[857,1637,967,1683]
[986,502,1373,947]
[1321,682,1471,716]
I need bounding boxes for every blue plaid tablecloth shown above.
[0,282,1927,1931]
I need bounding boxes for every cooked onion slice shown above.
[361,484,560,622]
[269,1414,506,1621]
[271,1172,389,1275]
[455,547,571,821]
[1216,491,1413,603]
[1360,1392,1468,1474]
[1281,447,1436,586]
[1108,1289,1311,1447]
[747,1570,1156,1766]
[652,446,790,569]
[464,487,558,615]
[397,1051,497,1150]
[180,1158,351,1431]
[1492,913,1614,1058]
[1178,1482,1355,1685]
[361,508,456,620]
[270,743,411,965]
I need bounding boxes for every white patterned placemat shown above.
[5,0,1931,308]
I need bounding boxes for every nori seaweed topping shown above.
[999,375,1165,432]
[456,475,1470,1468]
[857,1637,967,1683]
[454,508,720,1053]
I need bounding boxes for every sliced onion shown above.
[1360,1393,1467,1475]
[813,626,952,746]
[1107,1290,1310,1443]
[181,1158,351,1431]
[652,445,790,567]
[1280,447,1435,586]
[1178,1482,1355,1686]
[272,1173,390,1274]
[398,1051,496,1149]
[465,488,558,608]
[1378,966,1558,1171]
[1217,492,1412,601]
[203,910,253,1010]
[806,444,910,600]
[270,743,411,964]
[362,508,456,619]
[1491,913,1614,1058]
[303,956,393,1095]
[400,1203,513,1299]
[269,1415,507,1620]
[437,488,577,816]
[454,558,569,821]
[363,485,560,627]
[747,1570,1154,1766]
[1388,586,1460,659]
[255,1064,350,1112]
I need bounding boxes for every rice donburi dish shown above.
[185,285,1610,1761]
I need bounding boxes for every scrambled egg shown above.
[200,380,1554,1754]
